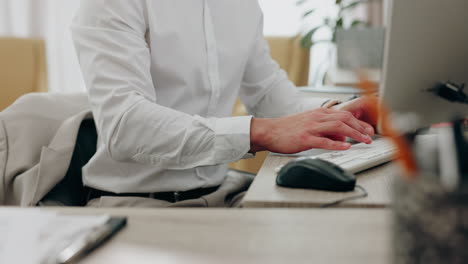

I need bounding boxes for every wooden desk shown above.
[242,155,396,208]
[49,208,392,264]
[241,90,396,208]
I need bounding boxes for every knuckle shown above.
[299,131,310,141]
[332,121,345,128]
[309,111,320,118]
[350,129,362,138]
[314,110,323,115]
[319,107,329,111]
[344,112,354,119]
[315,138,330,147]
[314,113,326,121]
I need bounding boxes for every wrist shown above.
[249,118,271,153]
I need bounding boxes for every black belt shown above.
[86,186,219,203]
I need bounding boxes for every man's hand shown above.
[331,97,379,127]
[250,107,375,154]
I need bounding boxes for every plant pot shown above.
[393,173,468,264]
[336,27,385,69]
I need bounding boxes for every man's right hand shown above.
[249,108,375,154]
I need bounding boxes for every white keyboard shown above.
[276,137,397,174]
[311,137,397,173]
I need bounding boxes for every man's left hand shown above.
[331,97,377,135]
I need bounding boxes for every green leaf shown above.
[336,17,344,28]
[341,0,368,11]
[332,18,344,43]
[302,9,317,18]
[301,25,325,48]
[351,20,368,27]
[335,0,343,5]
[296,0,308,5]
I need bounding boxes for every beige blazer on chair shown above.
[0,93,90,206]
[0,37,48,111]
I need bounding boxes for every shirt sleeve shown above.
[239,12,329,118]
[71,0,252,169]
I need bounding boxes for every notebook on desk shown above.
[0,209,126,264]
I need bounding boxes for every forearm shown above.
[105,98,252,168]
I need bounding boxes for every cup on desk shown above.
[392,172,468,264]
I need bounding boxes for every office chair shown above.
[0,37,48,111]
[265,35,310,86]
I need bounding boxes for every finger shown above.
[352,117,375,137]
[326,135,347,142]
[307,136,351,151]
[322,101,377,134]
[321,111,370,136]
[329,110,375,137]
[318,121,373,144]
[360,121,375,136]
[316,107,375,136]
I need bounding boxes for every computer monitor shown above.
[380,0,468,129]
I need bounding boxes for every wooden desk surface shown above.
[242,155,396,208]
[47,207,392,264]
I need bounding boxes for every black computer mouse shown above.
[276,157,356,192]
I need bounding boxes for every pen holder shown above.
[393,174,468,264]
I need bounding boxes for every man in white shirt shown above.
[72,0,376,207]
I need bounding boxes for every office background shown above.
[0,0,384,93]
[1,1,467,262]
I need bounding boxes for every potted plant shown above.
[298,0,385,70]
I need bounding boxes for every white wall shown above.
[258,0,334,37]
[258,0,333,85]
[1,1,341,90]
[0,0,84,92]
[258,0,302,36]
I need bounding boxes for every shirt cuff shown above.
[212,115,253,163]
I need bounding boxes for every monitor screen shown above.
[380,0,468,130]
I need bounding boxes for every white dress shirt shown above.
[71,0,328,193]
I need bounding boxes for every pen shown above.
[52,217,127,264]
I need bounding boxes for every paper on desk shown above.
[0,209,45,263]
[0,209,109,264]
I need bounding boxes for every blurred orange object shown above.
[358,73,418,179]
